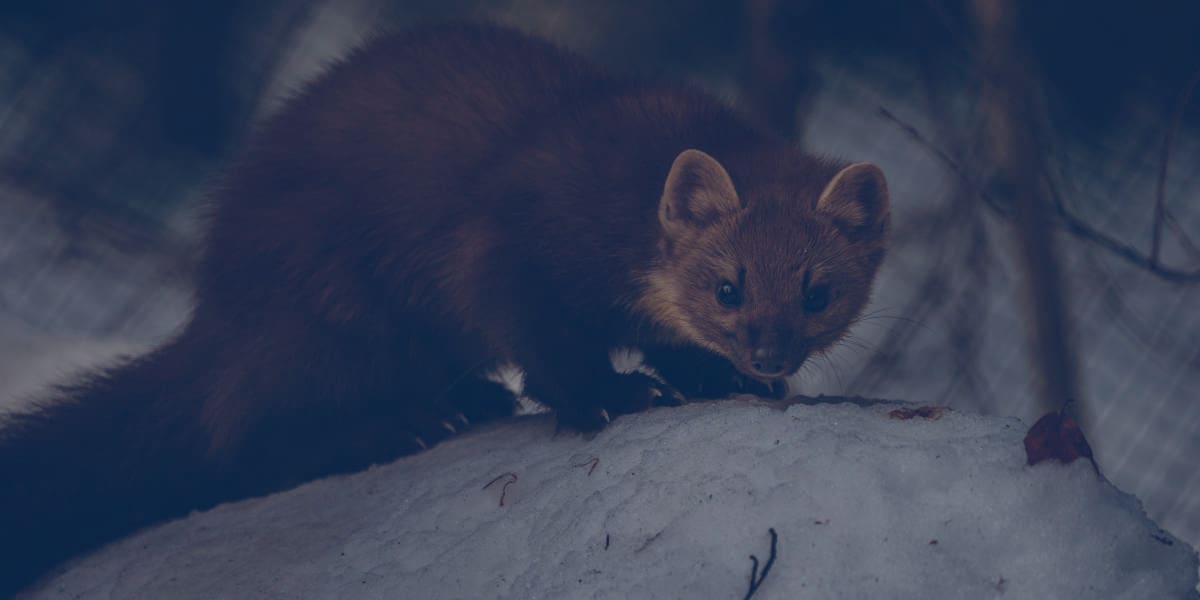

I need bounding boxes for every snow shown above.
[0,316,150,416]
[24,397,1198,599]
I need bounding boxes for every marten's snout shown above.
[751,347,787,376]
[744,323,800,378]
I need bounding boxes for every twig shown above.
[482,472,518,507]
[1044,175,1200,282]
[572,457,600,476]
[743,528,778,600]
[876,107,1007,215]
[1153,67,1200,267]
[877,107,1200,283]
[1165,210,1200,261]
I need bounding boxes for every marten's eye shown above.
[716,281,742,308]
[801,270,830,313]
[803,284,830,313]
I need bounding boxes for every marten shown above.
[0,22,889,595]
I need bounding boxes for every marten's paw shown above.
[400,379,519,452]
[448,378,519,426]
[556,372,684,433]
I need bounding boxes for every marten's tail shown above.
[0,329,217,596]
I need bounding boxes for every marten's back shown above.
[199,23,616,328]
[250,24,609,178]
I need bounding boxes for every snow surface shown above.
[24,397,1198,599]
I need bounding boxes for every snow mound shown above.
[27,397,1198,599]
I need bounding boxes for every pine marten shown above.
[0,22,889,595]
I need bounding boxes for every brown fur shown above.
[0,22,888,595]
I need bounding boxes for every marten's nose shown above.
[751,347,786,376]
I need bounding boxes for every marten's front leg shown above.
[641,345,787,400]
[509,327,683,432]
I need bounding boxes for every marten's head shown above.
[641,148,889,382]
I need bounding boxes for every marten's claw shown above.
[554,372,686,434]
[655,386,686,407]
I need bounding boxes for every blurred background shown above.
[1,0,1197,565]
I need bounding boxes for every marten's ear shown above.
[659,149,742,237]
[816,162,889,238]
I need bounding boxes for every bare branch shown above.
[482,472,518,507]
[1153,67,1200,266]
[877,107,1200,283]
[743,527,779,600]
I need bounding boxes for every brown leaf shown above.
[1024,406,1099,474]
